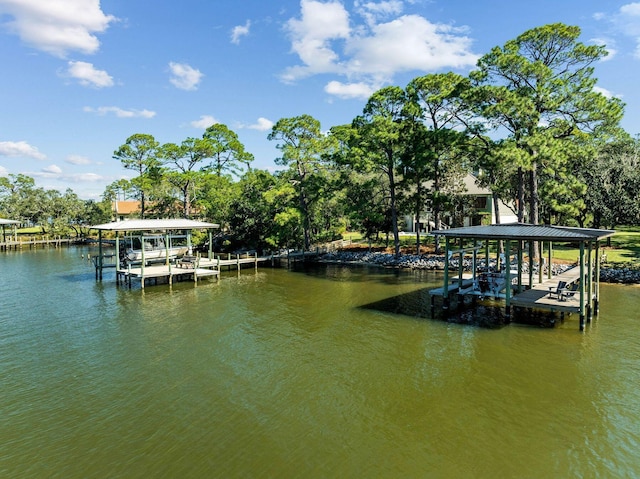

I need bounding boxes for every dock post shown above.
[594,241,601,315]
[458,237,464,289]
[505,240,512,321]
[587,242,593,323]
[517,240,523,293]
[98,230,104,281]
[484,241,490,273]
[579,242,586,331]
[472,239,478,302]
[443,237,450,310]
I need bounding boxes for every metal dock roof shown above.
[431,223,615,242]
[91,219,220,232]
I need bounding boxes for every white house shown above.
[403,174,517,233]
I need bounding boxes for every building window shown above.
[474,196,488,209]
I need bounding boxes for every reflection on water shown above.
[1,248,639,478]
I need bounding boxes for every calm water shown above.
[1,246,639,478]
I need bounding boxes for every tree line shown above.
[2,24,639,254]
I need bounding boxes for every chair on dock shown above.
[562,281,580,300]
[548,281,567,300]
[177,254,198,269]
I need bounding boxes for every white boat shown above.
[120,235,189,265]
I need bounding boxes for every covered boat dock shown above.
[429,223,615,331]
[0,218,19,250]
[91,219,220,288]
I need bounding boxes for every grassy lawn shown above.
[17,227,41,234]
[553,227,640,267]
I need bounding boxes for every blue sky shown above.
[1,0,640,199]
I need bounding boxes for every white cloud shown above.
[355,0,404,26]
[594,86,613,98]
[590,37,617,61]
[83,106,156,118]
[191,115,220,129]
[63,172,105,183]
[169,62,203,91]
[597,3,640,58]
[247,117,274,131]
[30,169,107,185]
[66,61,114,87]
[66,154,91,165]
[282,1,478,96]
[42,164,62,175]
[0,165,8,176]
[0,0,117,57]
[346,15,478,76]
[231,20,251,44]
[282,0,351,81]
[236,117,275,131]
[619,2,640,35]
[594,86,623,99]
[30,165,62,179]
[0,140,46,159]
[324,80,376,99]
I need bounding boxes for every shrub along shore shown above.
[317,250,640,284]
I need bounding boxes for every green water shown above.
[1,247,639,478]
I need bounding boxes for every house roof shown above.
[112,200,141,215]
[0,218,19,225]
[91,219,220,232]
[421,173,490,196]
[431,223,615,242]
[461,174,490,196]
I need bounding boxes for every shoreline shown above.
[315,250,640,284]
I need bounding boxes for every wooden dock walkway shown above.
[94,248,322,286]
[1,237,75,250]
[114,252,279,288]
[429,267,586,315]
[118,263,220,288]
[510,268,584,314]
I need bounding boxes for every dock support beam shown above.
[505,240,511,321]
[587,242,593,323]
[579,242,586,331]
[97,230,103,281]
[594,241,601,314]
[443,237,450,310]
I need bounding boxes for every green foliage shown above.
[268,114,336,250]
[349,86,408,256]
[112,133,161,217]
[203,123,254,177]
[579,135,640,228]
[0,176,106,237]
[159,138,213,218]
[7,23,635,251]
[469,23,625,225]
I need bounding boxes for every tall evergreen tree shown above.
[268,114,334,250]
[112,134,160,218]
[469,23,624,225]
[352,86,407,257]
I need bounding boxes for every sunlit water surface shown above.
[1,247,639,478]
